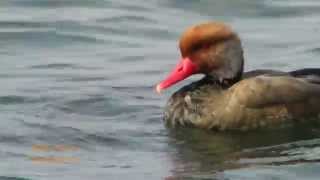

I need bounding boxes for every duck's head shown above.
[156,22,244,93]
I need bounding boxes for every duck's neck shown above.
[204,76,238,89]
[205,68,243,89]
[204,38,244,88]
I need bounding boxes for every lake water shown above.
[1,0,320,179]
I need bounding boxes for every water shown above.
[1,0,320,179]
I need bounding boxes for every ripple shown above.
[260,61,289,68]
[29,63,100,70]
[30,63,77,69]
[0,177,32,180]
[0,20,48,29]
[0,96,26,105]
[0,30,105,45]
[0,95,46,105]
[116,3,154,12]
[116,55,146,63]
[57,96,141,117]
[111,85,153,91]
[237,138,320,166]
[57,76,108,82]
[309,47,320,54]
[130,69,164,76]
[9,0,109,8]
[96,15,156,24]
[0,134,29,145]
[20,120,133,149]
[85,133,130,147]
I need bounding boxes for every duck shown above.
[156,22,320,131]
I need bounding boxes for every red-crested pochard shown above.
[156,22,320,131]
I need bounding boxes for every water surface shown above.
[1,0,320,179]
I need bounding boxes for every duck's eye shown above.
[192,43,202,52]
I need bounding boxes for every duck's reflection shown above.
[165,123,320,179]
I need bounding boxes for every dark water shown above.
[1,0,320,179]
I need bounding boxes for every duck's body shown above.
[156,22,320,131]
[165,69,320,130]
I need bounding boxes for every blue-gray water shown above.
[1,0,320,179]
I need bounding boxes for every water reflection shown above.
[166,123,320,179]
